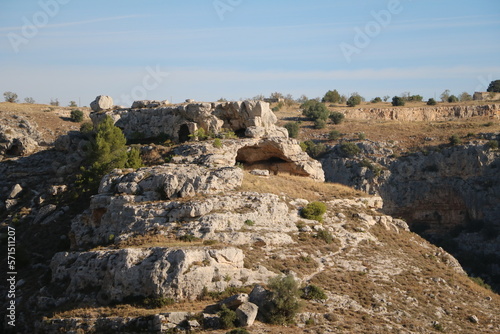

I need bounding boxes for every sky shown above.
[0,0,499,106]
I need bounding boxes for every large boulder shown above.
[90,95,114,112]
[236,302,259,327]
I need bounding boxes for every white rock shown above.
[90,95,114,112]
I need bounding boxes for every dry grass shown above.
[240,172,367,201]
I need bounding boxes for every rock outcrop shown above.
[343,104,499,121]
[0,116,42,158]
[90,95,114,112]
[90,100,287,142]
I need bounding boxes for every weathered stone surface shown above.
[344,104,500,121]
[248,284,268,309]
[91,100,286,142]
[90,95,114,112]
[0,118,41,157]
[236,302,259,327]
[8,183,23,198]
[218,294,249,310]
[50,247,275,303]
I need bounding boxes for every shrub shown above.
[190,128,209,141]
[339,142,361,157]
[3,91,18,103]
[218,305,237,329]
[449,134,462,146]
[302,284,327,300]
[329,111,345,124]
[371,97,382,103]
[392,96,405,106]
[346,94,362,107]
[358,132,366,140]
[459,92,472,102]
[69,101,77,107]
[316,229,333,243]
[470,276,492,290]
[302,140,328,158]
[486,140,499,150]
[24,97,35,104]
[226,329,250,334]
[179,234,198,242]
[314,119,326,129]
[70,109,84,122]
[329,130,341,140]
[265,275,302,325]
[284,122,300,138]
[244,219,255,226]
[448,95,459,103]
[487,80,500,93]
[301,201,327,222]
[322,89,340,103]
[213,138,223,148]
[143,296,175,308]
[75,116,143,198]
[50,98,59,106]
[427,98,437,105]
[301,99,330,121]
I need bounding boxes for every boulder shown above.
[8,184,23,198]
[90,95,114,112]
[249,284,268,309]
[236,302,259,327]
[218,294,249,310]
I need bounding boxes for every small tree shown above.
[301,99,330,121]
[449,134,462,146]
[3,91,18,103]
[270,92,284,100]
[459,92,472,102]
[284,122,300,138]
[392,96,405,106]
[448,95,459,103]
[266,275,302,325]
[329,111,345,124]
[70,109,84,122]
[296,94,308,104]
[50,98,59,106]
[301,201,327,222]
[322,89,340,103]
[339,142,361,157]
[427,98,437,105]
[218,97,228,102]
[440,90,450,102]
[329,130,342,140]
[487,80,500,93]
[69,101,77,107]
[284,94,295,107]
[24,97,35,104]
[371,97,382,103]
[346,94,362,107]
[383,95,390,102]
[314,119,326,129]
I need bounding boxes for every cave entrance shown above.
[178,124,191,143]
[235,144,308,176]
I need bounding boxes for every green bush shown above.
[226,329,250,334]
[75,116,143,198]
[301,202,327,222]
[322,89,340,103]
[302,140,328,158]
[329,111,345,124]
[70,110,84,122]
[316,229,333,243]
[219,305,237,329]
[339,142,361,157]
[371,97,382,103]
[244,219,255,226]
[314,119,326,129]
[427,98,437,105]
[178,234,198,242]
[486,140,499,150]
[487,79,500,93]
[213,138,223,148]
[265,275,302,325]
[358,132,366,140]
[329,130,342,140]
[143,296,175,308]
[469,276,492,290]
[392,96,405,106]
[301,100,330,121]
[302,284,327,300]
[346,94,362,107]
[284,122,300,138]
[449,134,462,146]
[448,95,459,103]
[3,91,18,103]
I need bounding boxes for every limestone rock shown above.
[236,302,259,327]
[0,120,41,157]
[50,247,274,303]
[248,284,269,309]
[90,95,114,112]
[218,294,249,310]
[8,184,23,198]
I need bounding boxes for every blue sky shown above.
[1,0,499,106]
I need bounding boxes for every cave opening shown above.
[178,124,191,143]
[235,145,308,176]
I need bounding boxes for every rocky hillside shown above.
[1,100,499,333]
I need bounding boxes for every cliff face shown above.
[343,104,499,121]
[321,138,500,289]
